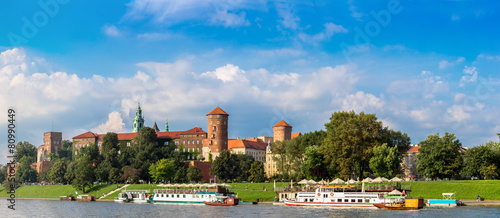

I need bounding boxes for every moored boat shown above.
[76,195,96,201]
[204,196,239,206]
[373,197,424,210]
[284,186,399,207]
[59,195,75,201]
[148,183,239,204]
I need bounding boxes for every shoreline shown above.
[2,197,500,206]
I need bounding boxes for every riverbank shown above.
[2,180,500,202]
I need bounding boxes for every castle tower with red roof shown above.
[202,106,229,160]
[273,120,292,142]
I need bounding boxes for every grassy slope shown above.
[3,180,500,201]
[0,184,116,199]
[403,180,500,200]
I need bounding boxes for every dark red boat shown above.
[204,196,239,206]
[76,195,96,201]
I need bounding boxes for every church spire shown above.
[132,103,144,132]
[164,115,169,132]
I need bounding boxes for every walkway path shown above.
[98,184,130,200]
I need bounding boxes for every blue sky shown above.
[1,0,500,164]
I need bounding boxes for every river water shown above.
[2,200,500,217]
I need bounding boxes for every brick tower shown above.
[203,106,229,160]
[273,120,292,142]
[44,132,62,154]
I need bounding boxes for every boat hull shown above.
[373,203,420,210]
[284,201,376,207]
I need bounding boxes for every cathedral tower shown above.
[132,103,145,133]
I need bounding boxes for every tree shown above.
[0,164,6,184]
[301,145,326,180]
[49,140,73,162]
[369,143,400,178]
[417,133,463,180]
[248,161,265,182]
[321,111,384,180]
[15,156,37,183]
[382,128,411,157]
[461,145,496,178]
[121,166,140,183]
[47,160,67,184]
[97,133,122,182]
[235,154,253,182]
[149,159,176,183]
[131,127,161,180]
[480,164,498,179]
[72,155,95,193]
[187,165,203,182]
[14,141,37,163]
[210,150,241,182]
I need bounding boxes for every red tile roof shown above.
[228,138,267,150]
[207,106,229,116]
[73,131,98,139]
[273,120,292,127]
[407,146,421,153]
[291,132,302,139]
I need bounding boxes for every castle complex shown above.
[71,104,300,178]
[31,132,63,174]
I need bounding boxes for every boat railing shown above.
[154,189,211,194]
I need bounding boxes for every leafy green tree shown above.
[14,141,37,163]
[210,150,241,182]
[321,111,384,180]
[174,165,187,183]
[301,145,325,180]
[417,133,463,179]
[49,140,73,162]
[149,159,176,182]
[47,160,67,184]
[97,133,122,182]
[120,166,141,183]
[382,128,411,156]
[461,145,496,178]
[248,161,265,182]
[235,154,253,182]
[64,160,77,182]
[131,127,161,180]
[0,164,7,184]
[480,164,498,179]
[187,165,203,182]
[369,143,400,178]
[15,156,38,183]
[72,155,95,193]
[272,140,292,179]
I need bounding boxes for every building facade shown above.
[228,138,267,162]
[32,132,62,174]
[202,107,229,161]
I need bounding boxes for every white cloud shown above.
[103,24,120,37]
[387,70,448,99]
[341,91,384,113]
[438,57,464,69]
[275,1,300,30]
[91,111,126,133]
[137,32,181,40]
[460,66,478,86]
[211,10,250,27]
[347,0,365,20]
[201,64,248,83]
[299,22,348,43]
[125,0,266,26]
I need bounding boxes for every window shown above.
[217,121,220,124]
[183,140,185,145]
[365,199,370,203]
[161,194,164,197]
[217,115,220,118]
[183,195,186,198]
[197,140,199,144]
[188,141,190,145]
[175,141,179,145]
[164,142,169,145]
[210,121,212,124]
[127,142,130,147]
[344,199,348,202]
[351,199,355,203]
[192,140,195,144]
[357,199,362,203]
[337,199,342,202]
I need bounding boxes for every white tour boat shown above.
[148,184,237,204]
[284,186,397,207]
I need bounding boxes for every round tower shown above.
[273,120,292,142]
[204,106,229,159]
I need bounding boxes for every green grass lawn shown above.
[402,180,500,200]
[0,184,115,199]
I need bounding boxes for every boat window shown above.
[304,199,308,202]
[183,195,186,198]
[177,195,180,198]
[310,199,314,202]
[351,199,356,203]
[161,194,164,197]
[344,199,348,202]
[156,194,159,197]
[365,199,370,203]
[201,195,203,198]
[331,199,335,202]
[357,199,362,203]
[337,199,342,202]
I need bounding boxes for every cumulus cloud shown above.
[275,1,300,30]
[103,24,120,36]
[201,64,248,83]
[460,66,478,86]
[91,111,126,133]
[341,91,384,113]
